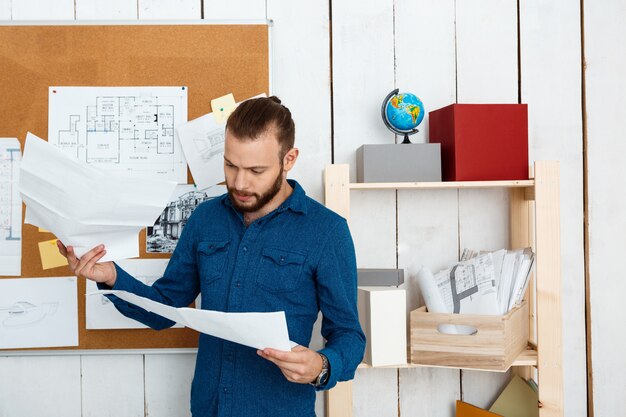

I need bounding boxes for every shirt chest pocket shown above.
[256,247,307,293]
[197,240,230,284]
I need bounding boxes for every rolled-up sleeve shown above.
[315,217,366,390]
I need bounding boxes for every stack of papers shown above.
[19,132,178,261]
[416,247,535,317]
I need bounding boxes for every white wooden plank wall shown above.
[0,1,594,416]
[81,355,144,417]
[455,0,519,408]
[331,1,397,415]
[520,1,585,416]
[585,1,626,416]
[0,356,82,417]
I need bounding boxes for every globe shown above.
[381,89,425,143]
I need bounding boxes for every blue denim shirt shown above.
[101,180,365,417]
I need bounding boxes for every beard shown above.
[227,166,284,213]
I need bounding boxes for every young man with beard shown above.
[57,96,365,417]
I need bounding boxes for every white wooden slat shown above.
[458,189,510,253]
[395,0,456,144]
[455,0,519,409]
[0,355,81,417]
[332,0,395,180]
[332,3,396,416]
[267,0,330,202]
[76,0,138,20]
[12,0,74,20]
[394,1,460,411]
[399,368,460,417]
[204,0,266,21]
[521,2,583,417]
[0,0,11,19]
[350,190,396,269]
[81,355,144,417]
[584,1,624,416]
[455,0,518,104]
[138,0,200,19]
[397,189,461,414]
[352,369,398,417]
[145,353,196,417]
[460,370,511,409]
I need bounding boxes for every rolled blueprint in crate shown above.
[409,300,529,371]
[358,287,407,366]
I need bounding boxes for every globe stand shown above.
[381,88,421,144]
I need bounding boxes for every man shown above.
[57,96,365,417]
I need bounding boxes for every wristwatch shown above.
[311,352,330,387]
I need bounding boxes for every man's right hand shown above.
[57,241,117,288]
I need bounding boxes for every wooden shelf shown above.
[357,348,538,372]
[349,179,534,190]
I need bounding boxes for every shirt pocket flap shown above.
[261,247,306,266]
[198,240,230,256]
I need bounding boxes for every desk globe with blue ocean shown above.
[381,89,425,143]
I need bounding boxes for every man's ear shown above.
[282,148,299,172]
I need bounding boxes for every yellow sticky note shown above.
[38,239,68,270]
[39,228,50,233]
[211,93,237,124]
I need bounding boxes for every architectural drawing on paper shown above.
[48,87,188,183]
[0,301,58,328]
[194,128,225,162]
[0,138,22,276]
[0,277,78,349]
[0,142,20,241]
[147,185,226,253]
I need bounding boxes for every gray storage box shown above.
[356,143,442,183]
[357,268,405,286]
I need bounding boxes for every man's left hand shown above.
[257,345,323,384]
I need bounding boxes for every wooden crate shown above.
[410,300,529,371]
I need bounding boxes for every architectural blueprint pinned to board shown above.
[48,86,188,183]
[0,138,21,276]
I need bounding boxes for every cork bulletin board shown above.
[0,22,270,351]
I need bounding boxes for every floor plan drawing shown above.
[0,277,78,349]
[48,87,188,183]
[0,138,21,276]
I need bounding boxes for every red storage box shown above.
[428,104,529,181]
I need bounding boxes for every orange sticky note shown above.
[211,93,237,124]
[457,401,503,417]
[38,239,68,270]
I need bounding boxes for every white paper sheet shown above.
[20,132,178,261]
[85,259,185,329]
[0,277,78,349]
[91,289,293,351]
[48,86,188,183]
[147,184,226,253]
[0,138,21,276]
[176,94,266,190]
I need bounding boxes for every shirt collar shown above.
[220,179,308,216]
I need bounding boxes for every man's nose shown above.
[234,170,249,191]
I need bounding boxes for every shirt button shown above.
[223,388,229,393]
[235,282,241,288]
[242,246,248,252]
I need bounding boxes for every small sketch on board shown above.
[85,258,184,330]
[146,184,226,253]
[0,301,58,328]
[0,138,22,276]
[48,87,188,183]
[193,128,225,162]
[0,277,78,350]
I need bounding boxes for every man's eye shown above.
[251,170,264,175]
